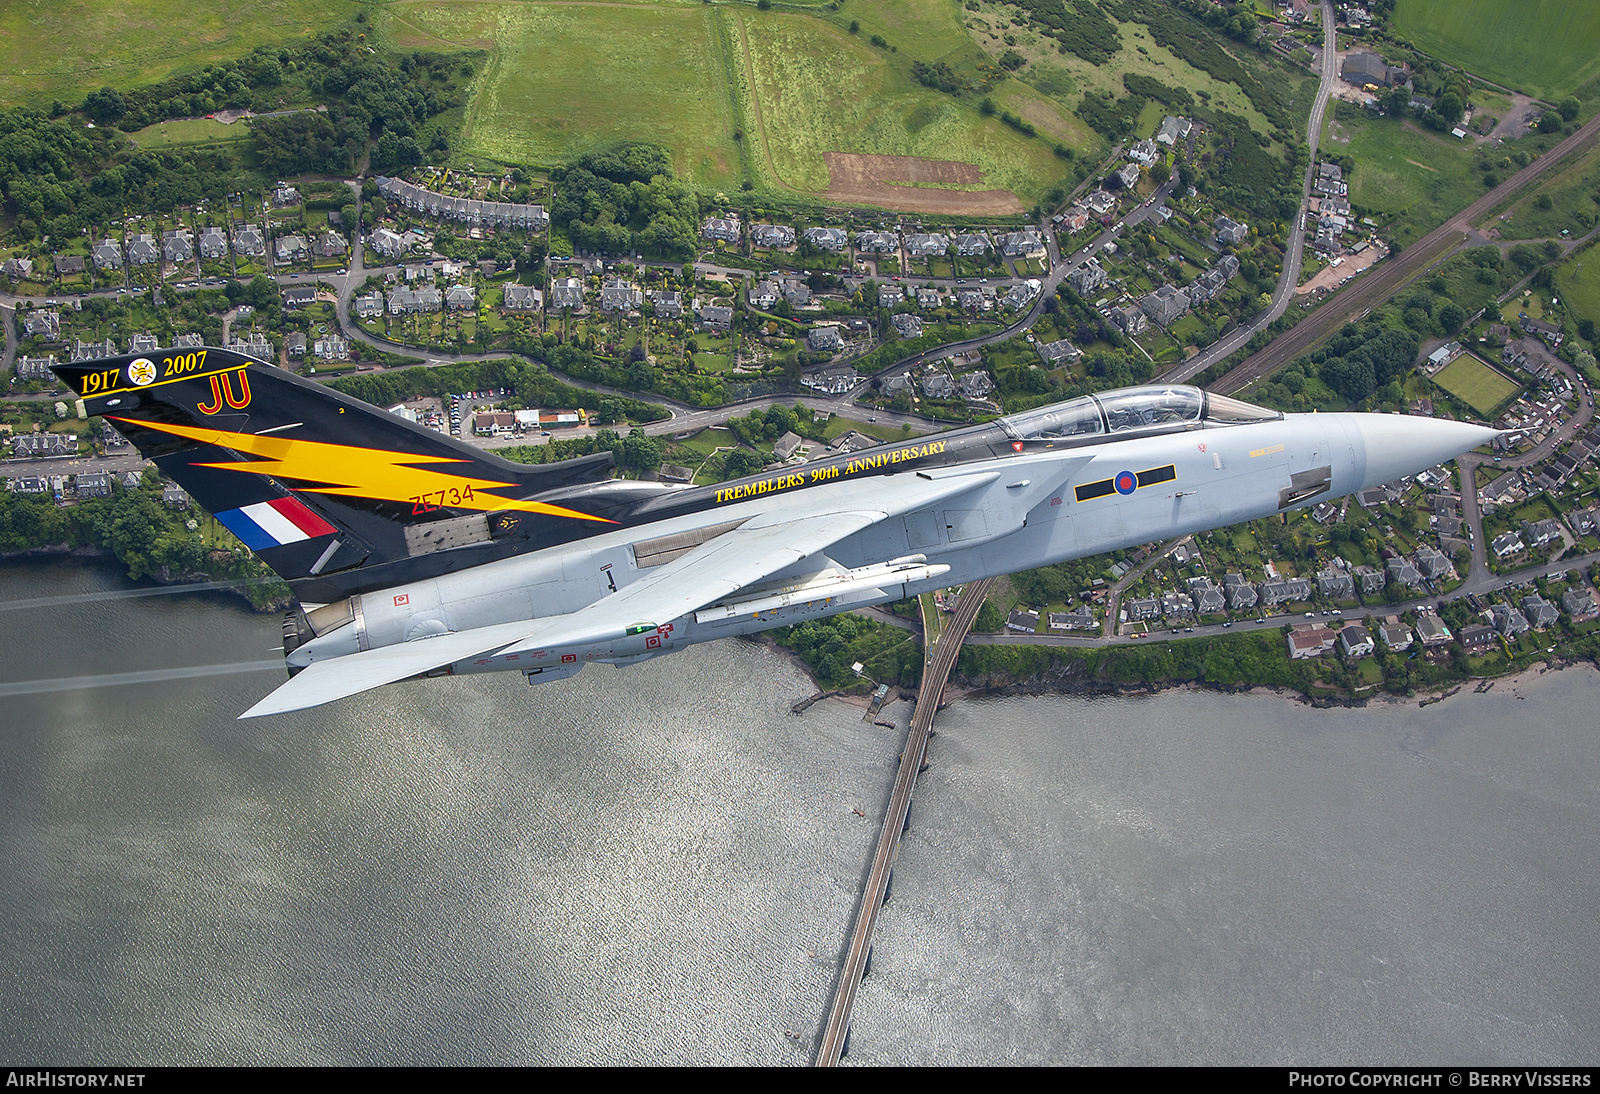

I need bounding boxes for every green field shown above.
[1554,248,1600,333]
[0,0,363,105]
[1329,109,1481,246]
[126,116,251,149]
[396,2,743,188]
[1392,0,1600,101]
[1486,142,1600,240]
[1433,355,1522,417]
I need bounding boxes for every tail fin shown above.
[54,348,615,597]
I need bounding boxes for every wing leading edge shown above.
[240,470,999,717]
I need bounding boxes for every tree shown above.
[83,87,126,124]
[1560,97,1582,122]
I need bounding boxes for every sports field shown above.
[0,0,362,105]
[1392,0,1600,101]
[1433,355,1522,418]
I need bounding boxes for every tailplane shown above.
[54,348,616,596]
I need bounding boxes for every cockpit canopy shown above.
[999,386,1280,443]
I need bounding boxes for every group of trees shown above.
[549,144,701,259]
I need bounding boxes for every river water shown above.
[0,561,1595,1065]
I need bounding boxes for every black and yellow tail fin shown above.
[54,348,615,598]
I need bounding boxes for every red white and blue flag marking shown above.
[215,497,337,551]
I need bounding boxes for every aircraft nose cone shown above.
[1354,415,1499,491]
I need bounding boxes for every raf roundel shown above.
[1114,470,1138,495]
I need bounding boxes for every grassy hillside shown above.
[0,0,365,105]
[398,2,745,189]
[388,0,1087,209]
[1392,0,1600,101]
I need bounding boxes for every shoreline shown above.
[0,547,291,613]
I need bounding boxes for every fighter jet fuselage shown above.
[53,351,1496,717]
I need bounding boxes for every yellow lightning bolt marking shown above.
[113,417,617,524]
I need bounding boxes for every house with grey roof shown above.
[1561,588,1598,620]
[1523,518,1564,549]
[11,433,77,458]
[892,313,923,339]
[1413,546,1451,581]
[285,332,307,358]
[801,227,849,252]
[1155,115,1192,146]
[1036,339,1081,366]
[1112,162,1141,191]
[958,371,995,400]
[14,356,57,382]
[1141,284,1190,327]
[695,302,733,332]
[701,216,741,244]
[71,338,117,361]
[23,310,60,340]
[782,280,812,308]
[75,472,112,499]
[92,239,123,271]
[1002,280,1041,310]
[232,224,265,257]
[996,229,1045,258]
[127,234,159,265]
[198,227,228,260]
[549,277,585,310]
[1339,625,1375,658]
[749,280,779,310]
[53,255,86,277]
[162,231,193,264]
[1381,622,1412,651]
[1490,531,1525,559]
[915,285,942,309]
[1188,578,1226,615]
[386,287,442,314]
[1224,575,1259,611]
[1522,594,1559,629]
[1128,138,1159,167]
[1415,613,1453,647]
[856,230,899,254]
[1214,216,1248,246]
[807,325,844,352]
[749,224,795,248]
[1049,606,1098,631]
[921,371,954,399]
[599,280,640,313]
[368,228,407,260]
[2,257,33,280]
[773,431,804,461]
[354,292,384,319]
[1385,556,1423,587]
[903,233,948,258]
[878,283,905,308]
[805,368,858,396]
[275,235,308,263]
[1161,591,1195,619]
[647,289,681,318]
[1260,578,1312,605]
[1341,51,1404,87]
[127,332,159,355]
[282,285,316,308]
[445,285,477,310]
[954,232,991,256]
[313,336,350,360]
[1066,262,1106,297]
[173,333,204,349]
[1112,305,1148,337]
[1491,603,1530,638]
[1316,568,1355,599]
[956,287,992,311]
[1125,598,1160,623]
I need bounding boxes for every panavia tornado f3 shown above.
[54,349,1497,718]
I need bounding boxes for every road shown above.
[1160,0,1340,385]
